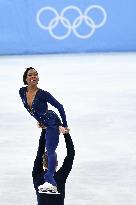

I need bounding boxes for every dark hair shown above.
[23,67,35,85]
[42,151,57,168]
[42,151,48,168]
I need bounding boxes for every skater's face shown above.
[26,69,39,86]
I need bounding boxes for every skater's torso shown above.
[19,87,50,116]
[25,88,41,111]
[19,86,67,127]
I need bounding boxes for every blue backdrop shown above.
[0,0,135,55]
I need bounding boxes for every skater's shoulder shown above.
[39,89,51,97]
[19,86,27,95]
[40,88,50,93]
[39,88,47,93]
[19,86,26,92]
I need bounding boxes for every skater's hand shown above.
[59,126,66,134]
[59,126,70,134]
[64,127,70,133]
[37,122,47,129]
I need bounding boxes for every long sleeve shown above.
[57,133,75,181]
[19,87,24,104]
[32,129,46,179]
[45,91,68,127]
[19,87,28,110]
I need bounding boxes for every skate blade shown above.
[38,190,60,194]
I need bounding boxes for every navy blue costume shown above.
[19,87,68,186]
[32,129,75,205]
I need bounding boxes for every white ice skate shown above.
[38,189,60,194]
[38,182,60,194]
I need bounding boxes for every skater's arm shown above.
[43,91,68,127]
[32,129,46,179]
[57,133,75,180]
[19,87,28,109]
[19,87,24,103]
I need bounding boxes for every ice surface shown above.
[0,53,136,205]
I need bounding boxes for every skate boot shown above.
[38,182,60,194]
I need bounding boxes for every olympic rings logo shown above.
[36,5,107,40]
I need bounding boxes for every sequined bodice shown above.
[26,88,40,111]
[19,87,68,127]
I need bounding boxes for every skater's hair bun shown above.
[42,151,57,168]
[42,151,48,168]
[23,67,35,85]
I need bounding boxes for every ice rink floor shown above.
[0,52,136,205]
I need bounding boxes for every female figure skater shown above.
[19,67,69,194]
